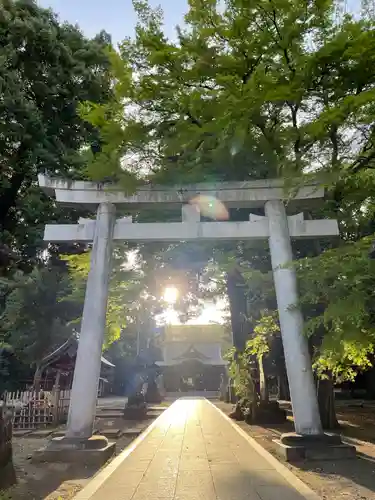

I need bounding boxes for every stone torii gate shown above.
[37,175,342,460]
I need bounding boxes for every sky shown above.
[38,0,362,46]
[38,0,188,45]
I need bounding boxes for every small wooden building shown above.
[38,336,115,397]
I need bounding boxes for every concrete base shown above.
[274,432,356,461]
[123,406,148,420]
[32,435,115,466]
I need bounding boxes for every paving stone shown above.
[146,455,180,476]
[93,470,144,500]
[175,470,216,498]
[179,457,210,471]
[86,399,313,500]
[117,457,151,472]
[174,493,217,500]
[233,449,275,470]
[133,476,177,498]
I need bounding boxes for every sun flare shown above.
[163,286,178,305]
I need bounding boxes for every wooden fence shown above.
[2,389,71,430]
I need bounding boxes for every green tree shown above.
[297,236,375,381]
[0,0,112,272]
[0,266,80,387]
[82,0,375,426]
[83,0,374,188]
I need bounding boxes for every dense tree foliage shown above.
[0,0,114,387]
[0,0,112,273]
[80,0,375,425]
[0,267,78,370]
[62,246,164,346]
[84,0,375,186]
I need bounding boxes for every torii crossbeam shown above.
[38,174,339,456]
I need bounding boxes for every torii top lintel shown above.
[38,174,325,209]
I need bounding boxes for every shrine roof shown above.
[163,324,230,344]
[156,342,228,367]
[41,336,115,370]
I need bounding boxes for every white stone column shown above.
[265,200,322,436]
[182,204,200,222]
[66,203,116,439]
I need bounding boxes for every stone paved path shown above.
[84,399,311,500]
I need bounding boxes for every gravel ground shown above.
[2,412,164,500]
[4,401,375,500]
[216,401,375,500]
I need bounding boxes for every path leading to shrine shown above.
[74,398,318,500]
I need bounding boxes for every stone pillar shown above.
[182,204,200,222]
[265,200,322,436]
[66,203,116,439]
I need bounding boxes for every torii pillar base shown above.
[32,435,115,466]
[273,432,356,462]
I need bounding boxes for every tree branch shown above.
[186,110,202,128]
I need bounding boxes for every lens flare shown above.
[189,195,229,220]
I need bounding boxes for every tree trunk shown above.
[258,354,269,403]
[277,366,290,401]
[226,268,249,350]
[0,171,26,230]
[33,365,42,392]
[317,375,339,430]
[273,342,290,401]
[365,363,375,399]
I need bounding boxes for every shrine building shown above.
[156,324,230,397]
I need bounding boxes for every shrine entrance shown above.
[163,361,224,393]
[39,174,339,443]
[156,324,228,397]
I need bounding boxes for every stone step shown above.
[95,413,123,419]
[100,429,123,438]
[28,429,53,438]
[52,429,99,437]
[96,407,124,412]
[13,430,33,437]
[122,428,144,438]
